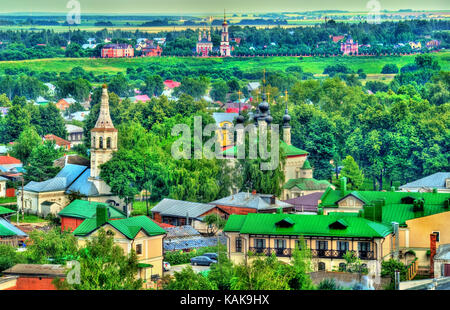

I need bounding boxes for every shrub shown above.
[381,64,399,74]
[318,278,342,290]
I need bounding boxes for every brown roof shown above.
[0,156,21,165]
[3,264,66,278]
[282,191,324,212]
[44,134,71,147]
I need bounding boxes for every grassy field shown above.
[1,51,448,78]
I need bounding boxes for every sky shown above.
[2,0,449,14]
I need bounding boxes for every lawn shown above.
[8,214,48,224]
[0,197,17,204]
[131,200,158,216]
[1,51,448,78]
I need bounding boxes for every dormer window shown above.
[275,217,295,228]
[329,219,348,230]
[446,178,450,189]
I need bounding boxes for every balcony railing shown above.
[249,247,292,257]
[247,248,375,260]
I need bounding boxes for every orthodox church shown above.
[18,85,124,217]
[223,92,333,199]
[196,12,231,57]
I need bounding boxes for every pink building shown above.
[341,36,358,55]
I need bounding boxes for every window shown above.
[255,239,266,249]
[136,244,142,255]
[275,239,286,249]
[433,231,440,242]
[92,136,96,148]
[318,262,326,271]
[358,242,370,252]
[99,137,103,148]
[107,137,111,148]
[337,241,349,252]
[235,238,242,253]
[316,241,328,250]
[295,239,305,250]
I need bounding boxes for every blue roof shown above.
[0,176,8,181]
[164,236,227,251]
[24,164,87,193]
[400,172,450,190]
[66,169,99,196]
[0,218,27,237]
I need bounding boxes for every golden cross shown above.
[237,90,242,101]
[285,90,288,102]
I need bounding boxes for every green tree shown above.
[24,140,63,183]
[163,266,217,290]
[25,228,78,264]
[0,244,26,274]
[9,126,41,165]
[210,80,229,102]
[340,155,364,190]
[55,229,143,290]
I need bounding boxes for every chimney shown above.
[276,207,283,214]
[96,205,109,227]
[340,177,347,197]
[430,233,437,278]
[391,222,399,259]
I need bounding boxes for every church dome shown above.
[258,100,269,114]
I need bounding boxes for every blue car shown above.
[202,253,218,260]
[190,255,217,266]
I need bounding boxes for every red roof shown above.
[150,218,175,229]
[43,134,71,147]
[164,80,181,89]
[0,156,21,165]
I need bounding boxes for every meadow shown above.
[1,51,448,80]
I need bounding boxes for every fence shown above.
[406,259,418,281]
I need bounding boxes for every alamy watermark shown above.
[171,116,280,171]
[66,0,81,25]
[366,0,381,24]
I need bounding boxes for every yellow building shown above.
[213,112,239,148]
[73,206,166,288]
[319,178,450,272]
[224,210,393,277]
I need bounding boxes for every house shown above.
[19,85,124,217]
[330,35,345,43]
[0,107,8,117]
[0,176,7,197]
[64,111,90,122]
[101,44,134,58]
[128,95,151,103]
[212,112,239,147]
[282,191,324,214]
[58,199,126,232]
[319,177,450,271]
[341,36,358,55]
[282,160,334,199]
[399,172,450,193]
[0,146,7,155]
[247,82,261,92]
[43,134,71,151]
[0,217,27,247]
[153,37,166,45]
[409,41,422,50]
[426,40,440,49]
[56,98,76,111]
[72,207,166,285]
[33,96,49,106]
[0,156,22,173]
[434,244,450,278]
[141,41,163,57]
[163,225,227,251]
[1,264,65,290]
[65,124,84,146]
[53,154,90,169]
[223,210,392,277]
[163,80,181,90]
[151,198,228,234]
[210,191,293,215]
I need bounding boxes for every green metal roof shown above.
[0,206,15,216]
[302,160,312,169]
[224,213,392,238]
[283,178,332,191]
[58,199,126,220]
[319,189,450,225]
[222,140,308,157]
[73,215,166,240]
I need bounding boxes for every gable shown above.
[337,195,365,208]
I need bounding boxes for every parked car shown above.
[190,256,217,266]
[202,253,218,260]
[163,261,171,271]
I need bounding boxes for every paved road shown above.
[165,263,210,276]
